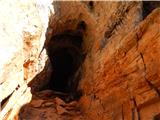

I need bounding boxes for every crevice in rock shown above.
[154,113,160,120]
[132,97,141,120]
[121,104,124,120]
[45,29,85,101]
[1,92,13,110]
[131,107,135,120]
[143,1,160,19]
[88,1,94,11]
[99,3,133,50]
[77,21,87,31]
[140,52,160,97]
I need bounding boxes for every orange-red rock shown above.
[1,1,160,120]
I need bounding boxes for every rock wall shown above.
[0,1,160,120]
[80,8,160,120]
[0,0,53,119]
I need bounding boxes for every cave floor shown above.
[19,90,84,120]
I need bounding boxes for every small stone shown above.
[30,99,44,108]
[54,97,66,106]
[56,105,67,115]
[68,101,78,107]
[42,102,55,107]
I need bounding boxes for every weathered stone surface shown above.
[79,8,160,120]
[19,93,82,120]
[0,1,160,120]
[0,0,52,119]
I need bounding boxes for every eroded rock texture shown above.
[0,0,52,119]
[0,1,160,120]
[80,8,160,120]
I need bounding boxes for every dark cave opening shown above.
[50,48,75,93]
[46,30,85,100]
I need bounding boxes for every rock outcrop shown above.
[0,1,160,120]
[0,0,52,119]
[79,7,160,120]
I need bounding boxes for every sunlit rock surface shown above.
[0,0,52,119]
[0,1,160,120]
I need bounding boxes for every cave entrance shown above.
[46,30,84,100]
[51,48,75,93]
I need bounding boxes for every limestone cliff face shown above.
[0,1,160,120]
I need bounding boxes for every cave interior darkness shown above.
[46,29,85,100]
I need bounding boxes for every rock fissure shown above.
[132,97,141,120]
[140,52,160,97]
[121,104,124,120]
